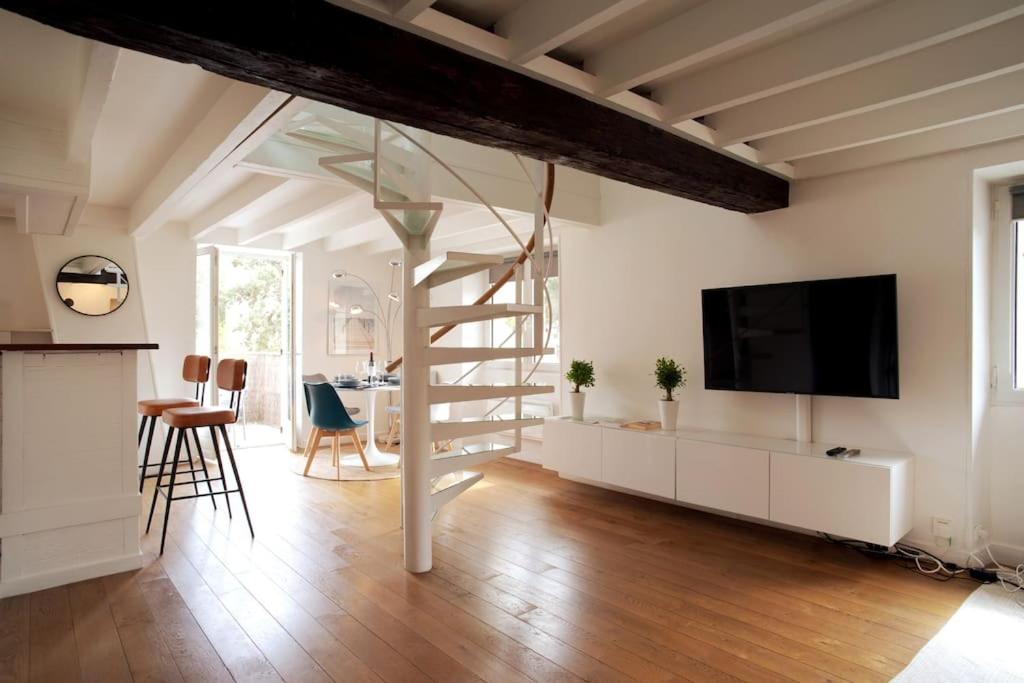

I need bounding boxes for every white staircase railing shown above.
[285,109,555,572]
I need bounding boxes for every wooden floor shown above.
[0,445,975,682]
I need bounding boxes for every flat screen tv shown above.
[701,274,899,399]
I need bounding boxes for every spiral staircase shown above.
[284,108,555,572]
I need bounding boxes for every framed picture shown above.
[329,279,377,355]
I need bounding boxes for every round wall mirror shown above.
[55,255,129,316]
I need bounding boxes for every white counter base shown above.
[543,417,914,547]
[1,350,143,598]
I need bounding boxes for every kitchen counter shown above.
[0,343,156,597]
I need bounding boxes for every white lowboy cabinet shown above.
[543,417,914,547]
[1,347,145,598]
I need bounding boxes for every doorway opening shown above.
[196,245,295,448]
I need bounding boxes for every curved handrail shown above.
[384,160,555,373]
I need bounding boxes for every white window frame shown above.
[991,184,1024,404]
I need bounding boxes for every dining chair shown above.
[303,381,370,475]
[301,373,360,415]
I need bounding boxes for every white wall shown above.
[135,223,197,398]
[560,136,1024,557]
[298,243,403,441]
[0,228,49,333]
[31,225,157,401]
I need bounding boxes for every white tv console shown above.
[542,417,914,547]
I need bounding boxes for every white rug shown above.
[894,584,1024,682]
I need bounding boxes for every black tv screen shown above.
[702,275,899,399]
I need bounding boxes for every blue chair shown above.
[302,382,369,475]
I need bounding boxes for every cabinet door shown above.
[770,452,893,545]
[544,420,602,481]
[601,429,675,499]
[676,440,769,518]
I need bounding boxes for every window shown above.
[992,184,1024,402]
[488,251,559,366]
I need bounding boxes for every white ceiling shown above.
[339,0,1024,179]
[89,50,229,206]
[6,1,1024,244]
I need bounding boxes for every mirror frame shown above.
[55,254,130,317]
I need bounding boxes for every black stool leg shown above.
[191,428,217,510]
[139,415,157,493]
[209,426,232,519]
[138,415,147,446]
[182,434,200,497]
[159,430,185,555]
[146,427,174,533]
[219,424,253,538]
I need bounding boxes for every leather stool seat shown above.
[138,398,200,417]
[162,406,236,429]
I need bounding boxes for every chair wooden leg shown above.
[384,415,400,452]
[331,433,339,468]
[303,427,321,476]
[350,431,371,472]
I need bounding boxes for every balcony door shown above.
[196,246,295,448]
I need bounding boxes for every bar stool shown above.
[146,359,253,555]
[137,355,213,494]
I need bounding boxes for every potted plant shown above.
[565,359,595,420]
[654,357,686,430]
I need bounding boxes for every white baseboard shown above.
[0,552,144,599]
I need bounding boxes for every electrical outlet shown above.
[932,517,952,540]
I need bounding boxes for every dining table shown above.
[334,381,401,468]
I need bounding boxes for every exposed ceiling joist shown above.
[757,69,1024,163]
[588,0,852,97]
[391,0,434,22]
[128,82,303,237]
[711,13,1024,144]
[4,0,789,213]
[658,0,1024,122]
[67,42,119,164]
[403,5,787,180]
[237,185,359,244]
[280,194,376,250]
[495,0,646,65]
[187,174,290,240]
[323,216,390,252]
[795,109,1024,178]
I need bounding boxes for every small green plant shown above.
[565,359,595,393]
[655,357,686,401]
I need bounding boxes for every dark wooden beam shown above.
[1,1,789,213]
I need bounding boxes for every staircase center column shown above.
[402,233,433,572]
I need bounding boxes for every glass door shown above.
[196,246,294,448]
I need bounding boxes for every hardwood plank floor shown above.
[0,444,976,682]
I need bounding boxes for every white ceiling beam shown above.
[407,7,791,180]
[13,194,28,234]
[78,204,129,232]
[364,208,513,253]
[67,43,119,165]
[658,0,1024,122]
[322,216,390,252]
[129,84,305,237]
[710,13,1024,145]
[587,0,852,97]
[237,185,360,245]
[187,174,291,240]
[281,195,377,250]
[794,109,1024,178]
[495,0,646,65]
[756,69,1024,163]
[392,0,436,21]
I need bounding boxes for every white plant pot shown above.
[658,399,679,430]
[569,392,586,420]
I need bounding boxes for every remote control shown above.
[826,446,847,457]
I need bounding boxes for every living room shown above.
[2,1,1024,681]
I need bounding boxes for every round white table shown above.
[335,383,400,468]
